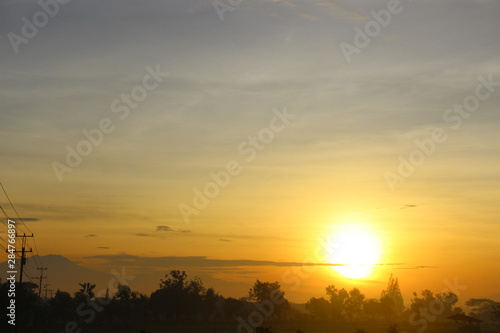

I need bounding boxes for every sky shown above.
[0,0,499,304]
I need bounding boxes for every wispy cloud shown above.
[138,226,192,237]
[296,12,321,21]
[313,0,367,21]
[156,225,173,232]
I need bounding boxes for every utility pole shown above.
[43,284,51,300]
[33,267,47,298]
[14,233,33,284]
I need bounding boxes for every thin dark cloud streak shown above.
[16,217,40,221]
[395,265,438,270]
[85,254,405,269]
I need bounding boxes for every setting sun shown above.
[327,223,381,279]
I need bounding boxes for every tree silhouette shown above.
[74,282,96,303]
[380,274,404,321]
[223,297,247,320]
[326,285,349,321]
[249,279,290,320]
[465,298,500,321]
[344,288,365,322]
[249,280,282,303]
[1,281,40,329]
[115,284,137,301]
[409,289,458,324]
[364,298,383,320]
[103,284,149,328]
[48,290,75,324]
[305,297,330,320]
[149,270,206,322]
[3,269,497,332]
[379,294,394,322]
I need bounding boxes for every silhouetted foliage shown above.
[256,325,273,333]
[0,281,41,329]
[104,284,149,328]
[387,323,398,333]
[74,282,96,303]
[354,328,367,333]
[380,274,404,321]
[344,288,365,322]
[48,290,75,324]
[2,272,498,332]
[326,284,349,321]
[410,289,458,317]
[149,270,208,322]
[321,285,367,322]
[465,298,500,321]
[222,297,247,320]
[364,298,383,320]
[249,279,291,320]
[305,297,330,320]
[115,284,136,301]
[249,280,281,303]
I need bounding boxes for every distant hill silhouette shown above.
[0,254,249,297]
[0,254,113,294]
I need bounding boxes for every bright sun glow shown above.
[327,223,381,279]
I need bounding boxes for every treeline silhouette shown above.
[1,271,499,332]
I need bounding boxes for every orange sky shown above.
[1,0,499,305]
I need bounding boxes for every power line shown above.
[22,269,33,283]
[0,182,47,298]
[24,258,38,272]
[0,236,9,248]
[31,238,43,268]
[0,203,10,221]
[0,182,34,235]
[23,265,34,279]
[0,203,31,239]
[33,267,47,298]
[0,183,43,269]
